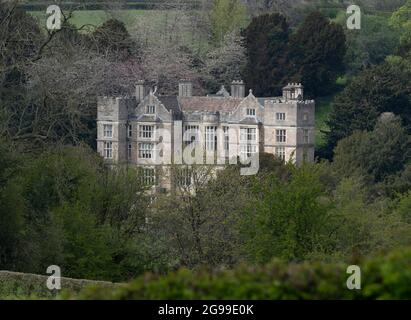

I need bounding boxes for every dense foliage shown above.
[77,246,411,299]
[0,0,410,299]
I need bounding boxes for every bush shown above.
[76,247,411,300]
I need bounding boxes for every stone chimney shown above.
[231,80,245,98]
[179,80,193,97]
[135,80,150,103]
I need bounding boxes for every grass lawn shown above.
[29,9,166,31]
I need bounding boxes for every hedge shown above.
[76,247,411,300]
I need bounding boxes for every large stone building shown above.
[97,80,315,189]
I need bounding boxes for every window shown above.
[240,144,257,157]
[139,125,154,138]
[240,128,256,143]
[276,113,286,121]
[247,108,256,116]
[275,147,286,161]
[146,105,155,114]
[184,125,199,147]
[138,143,154,159]
[303,129,309,144]
[128,143,132,159]
[127,125,133,138]
[240,127,257,157]
[276,129,286,143]
[223,126,229,151]
[141,167,155,185]
[205,126,217,151]
[178,167,191,187]
[103,124,113,138]
[103,141,113,159]
[303,113,308,121]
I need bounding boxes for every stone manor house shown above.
[97,80,315,189]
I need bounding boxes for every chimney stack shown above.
[231,80,245,98]
[179,80,193,97]
[135,80,150,103]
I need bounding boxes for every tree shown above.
[324,58,411,156]
[332,114,411,190]
[343,14,400,75]
[91,19,136,60]
[240,164,332,262]
[242,13,291,96]
[390,0,411,58]
[289,11,346,97]
[204,32,246,92]
[150,165,249,269]
[209,0,248,45]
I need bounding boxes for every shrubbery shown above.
[76,247,411,300]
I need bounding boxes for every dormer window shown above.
[247,108,256,116]
[146,105,155,114]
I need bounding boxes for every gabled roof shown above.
[157,95,179,113]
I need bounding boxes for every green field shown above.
[30,9,167,31]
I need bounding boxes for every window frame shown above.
[103,141,113,159]
[103,124,113,138]
[276,129,286,143]
[138,143,154,159]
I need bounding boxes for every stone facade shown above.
[97,80,315,190]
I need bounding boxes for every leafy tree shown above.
[241,164,332,262]
[324,58,411,157]
[289,11,346,97]
[342,14,400,75]
[332,114,410,191]
[390,0,411,58]
[242,13,291,96]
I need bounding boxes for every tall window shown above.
[247,108,256,116]
[139,125,154,138]
[303,113,308,121]
[303,129,309,144]
[141,167,155,185]
[103,141,113,159]
[103,124,113,138]
[276,129,286,143]
[275,147,286,161]
[127,125,133,138]
[128,143,132,159]
[184,125,199,147]
[276,113,286,121]
[240,127,257,157]
[223,126,229,151]
[138,143,154,159]
[146,105,155,114]
[205,126,217,151]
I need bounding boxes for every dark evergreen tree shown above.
[242,13,291,97]
[289,11,346,98]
